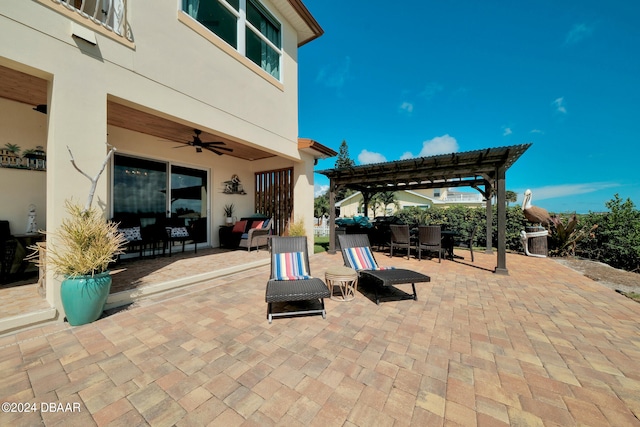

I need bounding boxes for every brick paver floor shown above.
[1,249,639,426]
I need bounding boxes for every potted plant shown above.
[38,201,127,325]
[223,203,235,225]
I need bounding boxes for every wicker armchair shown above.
[238,217,272,252]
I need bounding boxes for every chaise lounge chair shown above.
[265,236,331,323]
[338,234,431,305]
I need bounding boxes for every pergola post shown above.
[328,179,337,254]
[484,180,494,255]
[362,191,371,219]
[495,166,508,275]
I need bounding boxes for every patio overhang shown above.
[298,138,338,163]
[317,144,532,274]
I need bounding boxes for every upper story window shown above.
[182,0,282,80]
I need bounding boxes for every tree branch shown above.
[67,145,117,212]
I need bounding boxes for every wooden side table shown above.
[325,266,358,301]
[218,225,235,248]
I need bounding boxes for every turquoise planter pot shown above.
[60,271,112,326]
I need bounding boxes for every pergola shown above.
[317,143,531,274]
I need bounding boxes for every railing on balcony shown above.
[52,0,132,42]
[443,193,484,203]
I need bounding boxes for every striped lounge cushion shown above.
[273,252,311,281]
[344,247,395,271]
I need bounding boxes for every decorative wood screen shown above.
[255,167,293,236]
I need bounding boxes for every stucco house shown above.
[0,0,333,328]
[337,188,486,218]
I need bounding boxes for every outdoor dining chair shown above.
[417,226,442,262]
[339,234,430,305]
[389,224,412,259]
[456,224,477,262]
[265,236,331,323]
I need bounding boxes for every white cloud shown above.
[421,135,459,157]
[358,149,387,165]
[530,129,544,134]
[503,127,513,136]
[314,184,329,197]
[517,182,619,202]
[315,56,351,89]
[420,82,444,99]
[565,23,594,45]
[399,101,414,114]
[401,135,459,159]
[553,97,567,114]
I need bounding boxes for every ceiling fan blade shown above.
[203,146,224,156]
[172,144,191,149]
[201,141,226,145]
[204,145,233,152]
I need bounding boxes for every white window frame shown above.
[181,0,283,81]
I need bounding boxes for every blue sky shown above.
[298,0,640,213]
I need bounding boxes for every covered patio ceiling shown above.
[317,144,532,274]
[1,64,330,162]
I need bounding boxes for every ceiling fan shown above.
[173,129,233,156]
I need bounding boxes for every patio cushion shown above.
[232,220,247,233]
[168,227,189,238]
[344,246,394,271]
[120,226,142,242]
[251,220,264,230]
[273,251,311,281]
[344,246,377,270]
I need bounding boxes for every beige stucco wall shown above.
[0,0,317,319]
[0,99,47,232]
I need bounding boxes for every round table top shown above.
[325,265,357,278]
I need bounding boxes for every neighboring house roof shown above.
[335,191,362,207]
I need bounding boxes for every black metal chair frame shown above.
[417,225,442,263]
[455,224,478,262]
[338,234,430,305]
[1,239,17,284]
[165,225,197,256]
[265,236,330,323]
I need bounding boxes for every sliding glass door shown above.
[170,165,208,243]
[113,154,208,246]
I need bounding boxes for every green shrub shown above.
[287,217,306,237]
[395,194,639,273]
[576,194,640,271]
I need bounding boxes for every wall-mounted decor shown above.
[222,174,246,194]
[0,143,46,171]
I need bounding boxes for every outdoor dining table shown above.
[440,229,460,260]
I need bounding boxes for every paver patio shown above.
[1,248,639,426]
